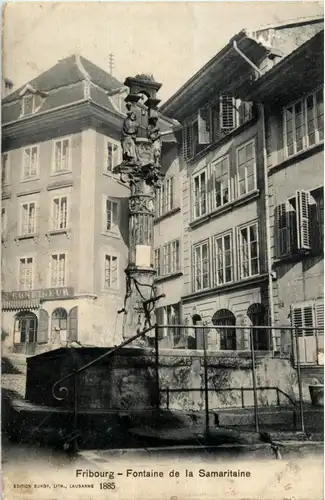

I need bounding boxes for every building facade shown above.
[156,17,324,355]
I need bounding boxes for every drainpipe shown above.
[260,103,276,352]
[233,42,276,351]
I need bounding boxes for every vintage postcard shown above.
[1,2,324,499]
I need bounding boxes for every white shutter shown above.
[198,107,211,144]
[296,189,311,250]
[220,95,236,131]
[315,301,324,329]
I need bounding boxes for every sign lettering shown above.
[2,287,74,302]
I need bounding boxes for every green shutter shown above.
[68,306,78,341]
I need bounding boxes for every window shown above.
[1,207,7,233]
[51,308,68,331]
[22,146,38,179]
[155,303,181,346]
[22,94,35,116]
[104,199,118,232]
[193,240,209,291]
[104,140,119,172]
[50,253,66,287]
[2,153,9,185]
[156,176,174,217]
[182,119,198,161]
[275,187,324,258]
[154,248,161,277]
[52,196,68,230]
[14,311,38,344]
[284,89,324,158]
[21,202,36,235]
[212,309,236,350]
[238,222,259,279]
[54,138,70,173]
[236,140,256,196]
[291,300,324,365]
[18,257,33,290]
[214,232,233,285]
[193,170,207,219]
[212,155,230,208]
[162,239,180,276]
[104,254,118,290]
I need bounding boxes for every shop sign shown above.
[2,287,75,302]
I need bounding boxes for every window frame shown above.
[21,144,40,181]
[192,239,210,292]
[192,167,208,220]
[213,230,234,286]
[17,255,35,291]
[103,137,120,174]
[1,152,10,185]
[211,154,231,209]
[237,220,260,280]
[156,176,175,217]
[49,251,68,288]
[22,93,36,116]
[236,139,257,198]
[20,200,37,236]
[52,136,71,175]
[102,196,120,235]
[103,253,119,291]
[283,88,324,159]
[51,194,69,231]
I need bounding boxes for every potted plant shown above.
[309,378,324,407]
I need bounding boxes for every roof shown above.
[3,54,123,104]
[237,30,324,103]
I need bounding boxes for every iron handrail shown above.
[52,324,155,401]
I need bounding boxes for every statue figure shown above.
[121,103,139,163]
[147,116,162,167]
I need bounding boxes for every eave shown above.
[236,30,324,104]
[160,31,271,120]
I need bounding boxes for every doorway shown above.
[13,311,38,354]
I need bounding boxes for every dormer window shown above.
[19,84,47,117]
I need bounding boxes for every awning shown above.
[2,299,40,311]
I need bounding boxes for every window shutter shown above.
[296,190,311,250]
[68,306,78,341]
[182,125,193,161]
[220,95,236,131]
[315,301,324,329]
[275,203,289,257]
[38,309,49,343]
[198,108,211,144]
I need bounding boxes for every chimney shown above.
[2,78,14,98]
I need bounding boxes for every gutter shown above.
[232,41,262,78]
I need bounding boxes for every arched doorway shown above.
[247,303,268,350]
[51,308,68,343]
[187,314,203,349]
[14,311,38,354]
[212,309,236,350]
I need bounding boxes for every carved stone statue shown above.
[147,116,162,167]
[121,104,139,163]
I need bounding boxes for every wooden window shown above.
[236,140,256,196]
[238,222,259,279]
[52,196,68,230]
[54,138,70,172]
[212,155,230,208]
[214,232,233,285]
[18,257,33,290]
[198,107,211,145]
[50,253,66,287]
[154,248,161,277]
[156,176,174,217]
[193,240,209,291]
[284,89,324,158]
[104,254,118,290]
[220,95,236,131]
[22,94,35,116]
[1,153,9,185]
[105,199,118,232]
[21,202,36,235]
[23,146,38,179]
[193,169,207,219]
[104,140,119,172]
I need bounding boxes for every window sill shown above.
[50,170,72,177]
[45,229,71,241]
[101,231,121,240]
[20,176,40,184]
[154,271,183,283]
[189,189,260,229]
[154,207,181,224]
[14,233,39,244]
[268,142,324,175]
[182,273,268,303]
[2,191,11,200]
[47,179,73,191]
